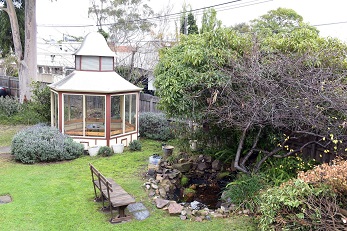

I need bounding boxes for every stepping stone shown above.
[0,195,12,204]
[127,203,150,220]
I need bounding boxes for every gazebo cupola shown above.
[49,32,142,148]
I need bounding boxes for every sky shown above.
[36,0,347,42]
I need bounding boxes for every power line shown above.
[37,0,258,28]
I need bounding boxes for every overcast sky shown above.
[36,0,347,42]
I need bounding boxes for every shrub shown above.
[261,154,317,186]
[129,140,142,151]
[139,112,173,141]
[298,157,347,195]
[258,179,343,231]
[97,146,113,157]
[11,124,83,163]
[0,96,21,116]
[30,82,51,122]
[222,173,268,212]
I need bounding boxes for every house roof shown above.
[74,32,115,57]
[48,71,142,93]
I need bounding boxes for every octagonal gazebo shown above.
[49,32,142,149]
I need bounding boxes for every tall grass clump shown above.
[222,173,268,212]
[11,124,83,163]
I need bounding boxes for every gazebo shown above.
[49,32,142,149]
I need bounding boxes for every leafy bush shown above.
[0,93,46,125]
[97,146,113,157]
[139,112,173,141]
[30,82,51,122]
[129,140,142,151]
[222,173,268,212]
[261,154,316,186]
[298,157,347,195]
[258,179,343,231]
[0,96,21,116]
[11,124,83,163]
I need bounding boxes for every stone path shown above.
[127,203,150,220]
[0,195,12,204]
[0,146,11,154]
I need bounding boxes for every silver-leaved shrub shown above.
[11,124,84,163]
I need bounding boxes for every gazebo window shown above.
[85,95,105,137]
[82,56,99,71]
[64,94,83,136]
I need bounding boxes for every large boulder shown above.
[173,162,192,173]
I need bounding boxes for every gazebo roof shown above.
[49,71,142,93]
[74,32,114,57]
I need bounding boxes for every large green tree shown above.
[89,0,154,43]
[200,8,221,34]
[0,0,38,101]
[0,0,24,57]
[154,10,347,173]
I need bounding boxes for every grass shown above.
[0,127,257,231]
[0,125,29,147]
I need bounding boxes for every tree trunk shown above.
[2,0,36,102]
[20,0,37,101]
[3,0,22,65]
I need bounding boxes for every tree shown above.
[0,0,38,102]
[200,8,221,34]
[179,4,198,35]
[88,0,154,44]
[155,20,347,173]
[251,7,318,35]
[0,0,24,57]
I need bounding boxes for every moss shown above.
[181,175,189,186]
[217,171,230,180]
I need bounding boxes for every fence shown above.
[139,92,161,113]
[0,75,19,98]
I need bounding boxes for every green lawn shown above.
[0,130,257,231]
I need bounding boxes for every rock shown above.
[180,215,187,220]
[199,210,209,216]
[159,188,167,198]
[156,174,164,182]
[151,183,158,189]
[181,210,187,216]
[191,201,207,210]
[204,155,212,163]
[0,195,12,204]
[197,162,209,171]
[145,184,151,190]
[172,162,192,173]
[168,202,183,215]
[243,209,250,214]
[195,217,203,222]
[212,213,224,219]
[163,184,171,192]
[212,159,222,171]
[167,171,179,179]
[148,190,156,197]
[161,179,173,188]
[155,198,170,209]
[147,169,156,176]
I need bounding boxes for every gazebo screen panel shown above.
[52,92,58,128]
[124,94,136,133]
[64,94,83,136]
[110,95,123,136]
[85,95,105,137]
